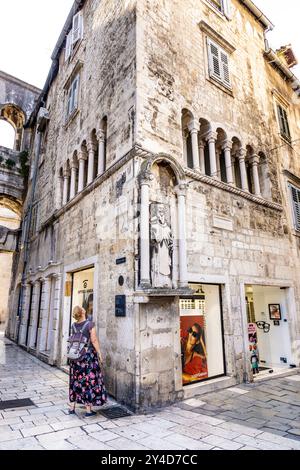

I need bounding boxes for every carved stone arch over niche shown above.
[139,154,188,291]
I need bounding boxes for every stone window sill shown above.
[206,76,234,97]
[64,108,80,129]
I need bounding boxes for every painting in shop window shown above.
[268,304,281,321]
[180,298,208,385]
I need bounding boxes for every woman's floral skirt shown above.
[69,349,107,406]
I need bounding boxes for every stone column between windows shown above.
[78,151,87,192]
[176,184,188,288]
[238,149,249,192]
[97,130,105,176]
[57,173,64,208]
[18,283,30,345]
[37,277,51,353]
[140,176,152,288]
[187,120,200,171]
[70,162,78,199]
[206,131,218,179]
[62,170,70,205]
[87,141,96,185]
[222,141,234,185]
[251,154,261,197]
[182,130,188,166]
[49,274,61,365]
[198,140,206,174]
[28,280,41,349]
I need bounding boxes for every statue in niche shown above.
[150,203,173,288]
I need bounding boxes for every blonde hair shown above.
[72,306,85,321]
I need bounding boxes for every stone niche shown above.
[149,162,177,289]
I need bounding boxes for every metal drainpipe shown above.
[16,126,43,344]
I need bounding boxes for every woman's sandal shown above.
[85,410,97,417]
[68,409,76,415]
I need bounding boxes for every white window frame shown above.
[206,0,232,19]
[65,11,84,61]
[66,74,80,121]
[289,183,300,231]
[207,38,231,89]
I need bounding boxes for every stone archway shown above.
[0,103,26,152]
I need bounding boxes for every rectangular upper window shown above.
[207,38,231,89]
[65,11,84,61]
[289,183,300,231]
[208,0,223,12]
[66,74,80,121]
[277,104,291,142]
[206,0,232,18]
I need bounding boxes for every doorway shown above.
[245,285,293,376]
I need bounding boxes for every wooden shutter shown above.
[72,11,83,44]
[66,86,73,119]
[207,38,231,88]
[207,39,221,80]
[220,50,231,87]
[65,31,72,61]
[290,185,300,230]
[277,105,291,140]
[223,0,233,19]
[72,75,79,110]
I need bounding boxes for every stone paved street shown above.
[1,331,300,450]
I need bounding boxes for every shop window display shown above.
[71,267,95,323]
[180,284,225,386]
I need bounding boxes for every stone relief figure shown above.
[150,203,173,288]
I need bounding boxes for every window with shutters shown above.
[207,0,224,12]
[65,11,84,62]
[66,75,80,121]
[207,38,231,89]
[277,104,291,142]
[290,184,300,231]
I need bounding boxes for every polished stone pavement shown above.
[1,331,300,450]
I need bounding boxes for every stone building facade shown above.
[6,0,300,410]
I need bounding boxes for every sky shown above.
[0,0,299,147]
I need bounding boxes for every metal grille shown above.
[100,406,132,420]
[0,398,36,410]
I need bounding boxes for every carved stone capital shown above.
[139,171,154,186]
[187,119,200,133]
[250,154,260,165]
[238,148,246,161]
[78,150,87,161]
[222,140,233,151]
[175,183,188,197]
[87,141,97,153]
[205,131,218,143]
[97,129,106,143]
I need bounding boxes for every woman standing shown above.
[69,306,107,416]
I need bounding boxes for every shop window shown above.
[180,284,225,386]
[70,267,95,330]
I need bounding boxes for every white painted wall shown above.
[252,286,293,367]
